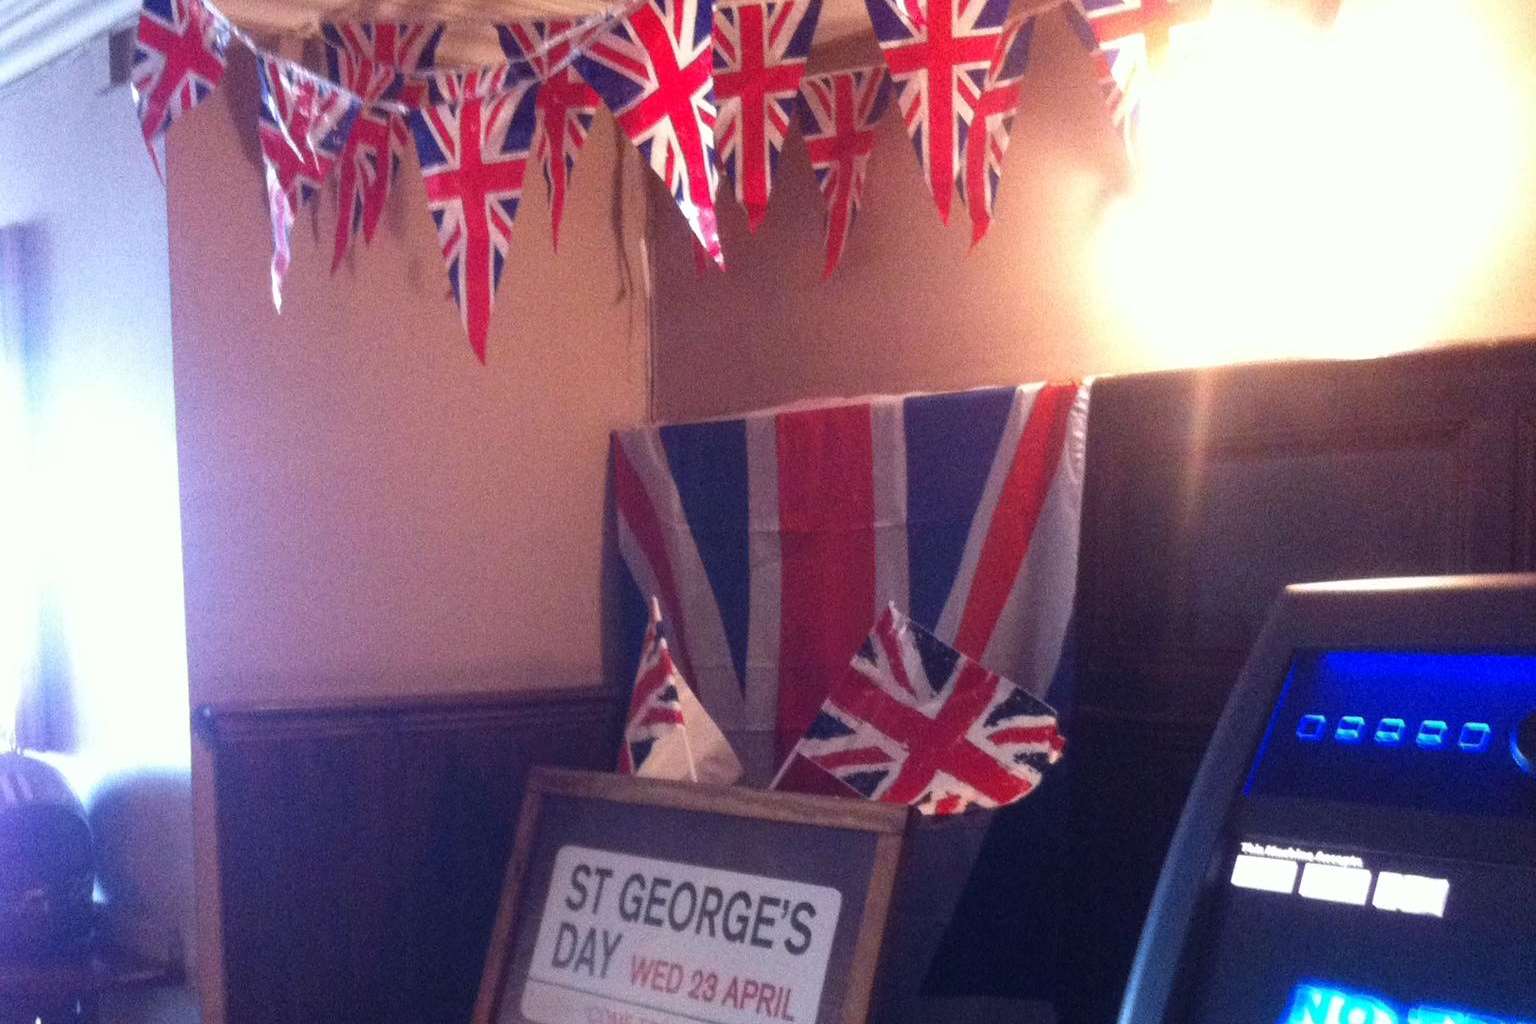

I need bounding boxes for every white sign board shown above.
[517,845,844,1024]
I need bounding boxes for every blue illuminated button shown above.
[1335,716,1366,744]
[1297,715,1329,742]
[1513,713,1536,778]
[1456,722,1492,754]
[1416,720,1450,749]
[1375,718,1407,746]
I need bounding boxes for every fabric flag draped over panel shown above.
[258,58,360,310]
[611,381,1091,764]
[498,20,604,251]
[795,67,892,278]
[575,0,725,266]
[711,0,822,232]
[321,22,446,271]
[408,69,540,363]
[864,0,1011,227]
[132,0,231,176]
[960,11,1034,247]
[775,604,1064,814]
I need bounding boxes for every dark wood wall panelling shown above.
[1058,340,1536,1024]
[198,687,624,1024]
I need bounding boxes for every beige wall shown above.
[167,47,650,1021]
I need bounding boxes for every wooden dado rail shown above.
[196,687,625,1024]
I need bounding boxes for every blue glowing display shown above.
[1458,722,1492,753]
[1417,720,1450,749]
[1376,718,1407,746]
[1283,984,1533,1024]
[1286,715,1494,752]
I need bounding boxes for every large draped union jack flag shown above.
[131,0,231,174]
[795,67,892,278]
[321,22,446,271]
[409,69,540,362]
[498,20,603,251]
[711,0,822,232]
[610,381,1090,764]
[960,11,1034,246]
[575,0,725,266]
[258,58,360,310]
[775,604,1065,814]
[864,0,1011,226]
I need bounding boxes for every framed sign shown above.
[473,767,912,1024]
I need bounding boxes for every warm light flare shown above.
[1094,0,1536,368]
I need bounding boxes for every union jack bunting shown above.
[711,0,822,232]
[610,380,1090,764]
[1067,0,1209,155]
[864,0,1011,226]
[258,57,360,310]
[131,0,231,174]
[775,604,1065,814]
[960,12,1034,246]
[409,70,540,362]
[574,0,725,266]
[795,67,892,277]
[320,23,446,271]
[498,21,603,251]
[620,599,743,783]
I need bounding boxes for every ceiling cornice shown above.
[0,0,138,88]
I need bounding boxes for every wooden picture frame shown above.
[472,767,912,1024]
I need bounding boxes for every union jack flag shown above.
[575,0,725,266]
[498,21,603,252]
[712,0,822,232]
[1067,0,1208,155]
[258,57,360,310]
[960,12,1034,246]
[131,0,231,174]
[795,67,892,277]
[776,604,1065,814]
[408,69,540,363]
[321,22,445,270]
[864,0,1010,226]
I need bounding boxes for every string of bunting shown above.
[130,0,1320,361]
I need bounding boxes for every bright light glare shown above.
[0,354,36,748]
[1094,0,1535,367]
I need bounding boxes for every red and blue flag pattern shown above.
[960,11,1034,246]
[864,0,1011,226]
[258,57,360,310]
[320,22,445,270]
[618,604,689,774]
[611,381,1090,765]
[575,0,725,266]
[776,603,1065,814]
[408,69,540,362]
[795,67,892,277]
[498,21,603,252]
[711,0,821,232]
[131,0,231,175]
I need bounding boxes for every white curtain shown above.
[0,225,40,749]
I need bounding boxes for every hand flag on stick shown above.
[620,598,743,785]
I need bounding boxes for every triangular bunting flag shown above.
[574,0,725,266]
[131,0,231,176]
[864,0,1011,227]
[795,67,892,277]
[711,0,822,232]
[408,69,540,362]
[960,11,1035,246]
[498,21,603,252]
[321,22,446,270]
[257,57,361,310]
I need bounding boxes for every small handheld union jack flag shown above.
[773,604,1065,815]
[711,0,822,232]
[320,22,446,272]
[258,57,361,310]
[959,11,1035,247]
[865,0,1011,226]
[796,67,892,277]
[408,69,540,363]
[498,20,604,252]
[575,0,726,267]
[131,0,231,176]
